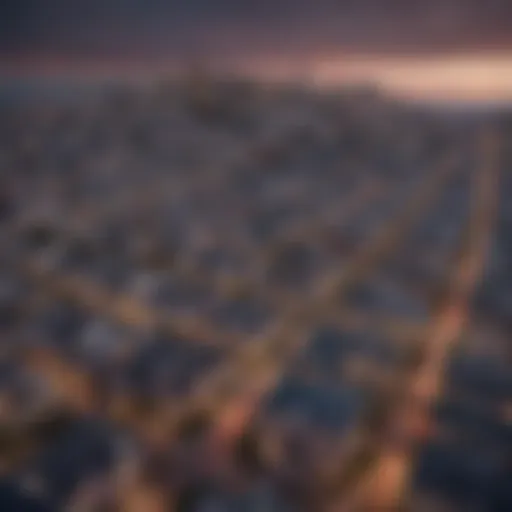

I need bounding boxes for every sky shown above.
[2,1,512,101]
[2,0,512,62]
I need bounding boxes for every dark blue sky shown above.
[2,0,512,60]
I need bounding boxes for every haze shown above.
[2,0,512,102]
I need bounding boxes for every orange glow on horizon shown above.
[310,54,512,102]
[3,53,512,103]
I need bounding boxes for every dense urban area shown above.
[0,76,511,511]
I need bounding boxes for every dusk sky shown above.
[2,0,512,62]
[3,0,512,101]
